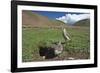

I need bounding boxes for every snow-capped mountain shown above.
[56,13,90,25]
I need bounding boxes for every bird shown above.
[63,28,71,41]
[39,27,71,59]
[52,28,71,57]
[53,41,64,55]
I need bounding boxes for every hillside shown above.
[74,19,90,26]
[22,10,66,28]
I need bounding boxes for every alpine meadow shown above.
[22,10,90,62]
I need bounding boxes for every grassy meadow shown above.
[22,26,90,62]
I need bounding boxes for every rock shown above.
[68,57,75,60]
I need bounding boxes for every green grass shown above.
[22,27,90,62]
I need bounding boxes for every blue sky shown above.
[32,11,90,24]
[32,11,66,19]
[32,11,86,20]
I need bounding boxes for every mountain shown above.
[74,19,90,26]
[22,10,66,28]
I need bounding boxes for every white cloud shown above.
[56,13,90,24]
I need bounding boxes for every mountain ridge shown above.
[22,10,66,28]
[74,19,90,26]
